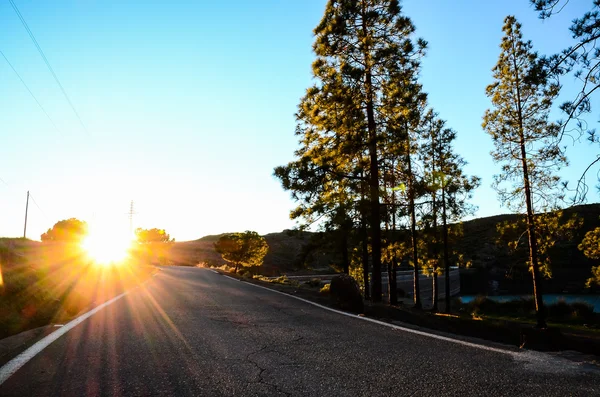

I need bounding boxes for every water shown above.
[459,294,600,313]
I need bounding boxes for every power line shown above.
[28,193,47,219]
[8,0,89,134]
[0,50,61,133]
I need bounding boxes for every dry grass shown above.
[0,239,155,339]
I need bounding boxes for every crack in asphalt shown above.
[245,346,292,397]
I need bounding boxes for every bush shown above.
[570,302,595,322]
[305,278,322,288]
[547,299,572,320]
[329,274,364,313]
[547,300,596,323]
[468,296,535,317]
[320,283,331,294]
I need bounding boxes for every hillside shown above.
[168,204,600,291]
[168,230,335,275]
[455,204,600,294]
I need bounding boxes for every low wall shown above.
[280,268,461,300]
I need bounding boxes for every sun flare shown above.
[81,231,133,265]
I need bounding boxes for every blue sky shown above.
[0,0,597,241]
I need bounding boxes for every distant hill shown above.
[455,204,600,294]
[168,204,600,291]
[168,230,335,275]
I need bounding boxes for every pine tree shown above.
[531,0,600,201]
[420,110,480,312]
[483,16,565,328]
[288,0,427,302]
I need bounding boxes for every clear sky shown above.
[0,0,597,242]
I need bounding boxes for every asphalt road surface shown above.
[1,266,599,396]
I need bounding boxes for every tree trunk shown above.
[234,263,239,274]
[513,52,546,328]
[366,80,382,302]
[341,232,349,274]
[391,257,398,305]
[431,214,439,313]
[406,131,421,309]
[431,125,439,312]
[362,3,382,303]
[388,169,398,306]
[360,175,370,301]
[361,216,370,300]
[442,186,452,313]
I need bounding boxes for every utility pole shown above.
[23,191,29,239]
[128,200,136,235]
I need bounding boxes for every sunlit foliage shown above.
[483,16,566,327]
[214,231,268,274]
[497,211,582,278]
[40,218,88,242]
[531,0,600,202]
[275,0,428,303]
[133,228,174,266]
[578,225,600,287]
[135,228,174,244]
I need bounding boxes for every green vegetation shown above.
[40,218,88,242]
[135,228,174,244]
[274,0,477,308]
[464,296,597,328]
[132,227,175,266]
[0,238,154,339]
[482,16,568,328]
[531,1,600,201]
[214,231,269,274]
[579,225,600,288]
[252,275,300,287]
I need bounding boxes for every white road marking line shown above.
[210,270,518,356]
[223,275,240,282]
[210,270,219,274]
[0,291,129,386]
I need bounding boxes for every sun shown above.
[81,230,133,265]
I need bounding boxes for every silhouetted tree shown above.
[41,218,88,242]
[214,231,269,274]
[135,228,173,244]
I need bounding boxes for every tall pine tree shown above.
[290,0,427,302]
[483,16,565,328]
[420,110,480,312]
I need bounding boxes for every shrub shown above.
[305,278,322,288]
[547,300,597,324]
[329,274,364,313]
[570,302,595,322]
[547,299,572,320]
[468,296,535,317]
[320,283,331,294]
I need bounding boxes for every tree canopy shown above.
[135,228,173,244]
[214,231,269,274]
[41,218,88,242]
[530,0,600,201]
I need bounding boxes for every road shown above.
[0,266,598,396]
